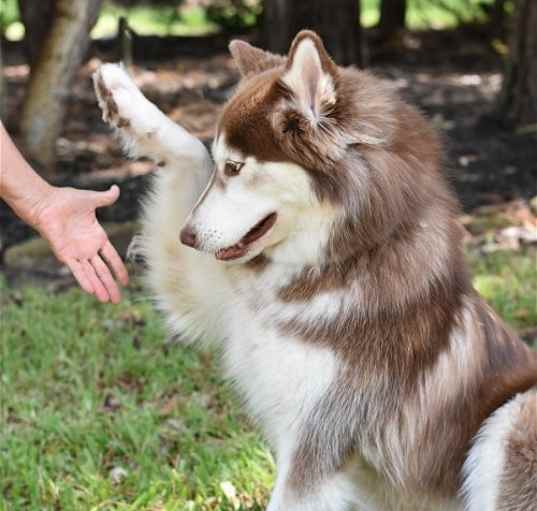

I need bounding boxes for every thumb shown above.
[94,185,120,208]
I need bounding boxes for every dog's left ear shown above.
[229,40,285,77]
[281,30,338,125]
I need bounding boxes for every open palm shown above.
[35,185,129,303]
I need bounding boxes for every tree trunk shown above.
[19,0,102,176]
[19,0,56,65]
[263,0,362,67]
[378,0,407,36]
[496,0,537,128]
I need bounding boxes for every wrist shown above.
[0,122,58,232]
[10,179,56,232]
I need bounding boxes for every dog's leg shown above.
[93,63,227,345]
[462,388,537,511]
[93,63,212,193]
[263,378,372,511]
[266,439,360,511]
[267,462,358,511]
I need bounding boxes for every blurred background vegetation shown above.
[0,0,510,39]
[1,0,533,174]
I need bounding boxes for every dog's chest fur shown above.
[162,254,461,509]
[217,264,342,448]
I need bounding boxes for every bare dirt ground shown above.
[1,28,536,256]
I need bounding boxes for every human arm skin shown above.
[0,121,128,303]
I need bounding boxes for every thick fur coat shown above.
[94,31,537,510]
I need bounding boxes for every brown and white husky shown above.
[93,30,537,511]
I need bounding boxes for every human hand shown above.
[32,185,129,303]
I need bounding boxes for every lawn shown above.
[1,244,536,511]
[0,280,273,511]
[470,249,537,336]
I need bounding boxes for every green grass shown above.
[0,281,273,511]
[1,245,535,510]
[469,248,537,336]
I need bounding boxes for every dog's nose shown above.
[180,225,197,248]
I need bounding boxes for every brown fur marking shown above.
[229,39,286,77]
[220,29,537,504]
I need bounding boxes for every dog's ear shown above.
[229,40,286,77]
[281,30,338,125]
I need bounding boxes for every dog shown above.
[93,30,537,511]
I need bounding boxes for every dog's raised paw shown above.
[93,63,163,141]
[93,64,140,129]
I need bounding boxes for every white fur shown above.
[283,38,336,124]
[94,64,211,178]
[224,308,339,448]
[94,64,469,511]
[461,395,522,511]
[94,64,223,343]
[267,465,358,511]
[183,134,330,261]
[427,304,481,396]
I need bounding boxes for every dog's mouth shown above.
[215,212,277,261]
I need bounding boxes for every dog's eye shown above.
[224,161,244,177]
[283,116,304,135]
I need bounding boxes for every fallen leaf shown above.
[109,466,128,484]
[159,396,179,416]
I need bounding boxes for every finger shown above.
[93,185,120,208]
[91,254,121,304]
[67,260,94,296]
[101,241,129,286]
[82,260,109,303]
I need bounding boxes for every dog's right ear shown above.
[229,40,286,77]
[280,31,338,126]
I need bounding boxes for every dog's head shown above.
[180,30,433,265]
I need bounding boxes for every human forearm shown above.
[0,121,128,303]
[0,121,53,228]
